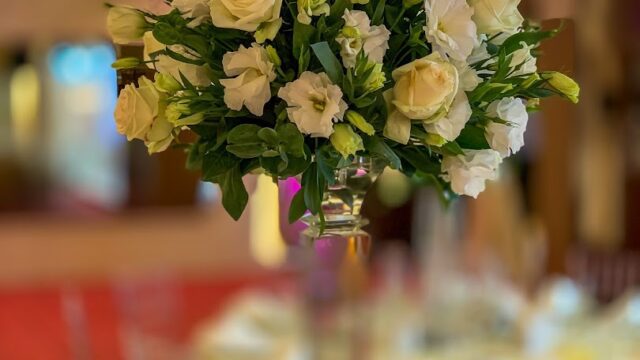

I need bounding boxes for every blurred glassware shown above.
[113,274,188,360]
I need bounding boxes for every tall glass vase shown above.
[286,156,386,360]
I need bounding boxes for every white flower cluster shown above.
[107,0,576,206]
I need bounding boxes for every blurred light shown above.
[9,64,40,156]
[250,175,286,268]
[45,42,126,209]
[377,168,412,208]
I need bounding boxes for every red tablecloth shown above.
[0,274,290,360]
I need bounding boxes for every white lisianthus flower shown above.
[390,53,459,120]
[107,6,147,44]
[335,10,390,68]
[453,60,481,92]
[209,0,282,43]
[278,72,348,138]
[468,0,524,36]
[509,42,537,77]
[219,44,276,117]
[484,97,528,157]
[442,149,502,198]
[297,0,330,25]
[172,0,211,26]
[114,76,174,154]
[143,32,212,87]
[424,91,472,142]
[424,0,478,61]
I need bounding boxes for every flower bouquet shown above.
[108,0,579,225]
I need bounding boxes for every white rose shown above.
[335,10,390,68]
[143,32,212,87]
[424,0,478,61]
[441,149,502,198]
[209,0,283,43]
[469,0,524,36]
[114,76,174,153]
[278,72,348,138]
[485,97,528,157]
[172,0,211,26]
[509,42,537,77]
[390,53,458,120]
[424,91,472,142]
[219,44,276,116]
[107,6,147,44]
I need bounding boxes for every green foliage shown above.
[114,0,576,222]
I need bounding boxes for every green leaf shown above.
[288,189,308,224]
[365,136,402,170]
[371,0,386,25]
[202,147,238,181]
[152,22,182,45]
[163,47,206,66]
[456,125,490,150]
[219,167,249,220]
[293,21,315,59]
[186,143,204,171]
[330,0,352,18]
[501,29,558,55]
[227,124,262,144]
[396,148,440,174]
[440,141,465,156]
[302,163,325,215]
[277,123,305,157]
[257,128,279,146]
[315,147,340,185]
[310,42,344,85]
[226,143,267,159]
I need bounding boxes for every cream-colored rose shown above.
[114,76,174,153]
[107,6,147,44]
[219,44,276,116]
[143,32,212,87]
[210,0,283,43]
[424,90,472,142]
[390,53,459,120]
[278,72,348,138]
[469,0,524,35]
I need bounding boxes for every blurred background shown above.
[1,0,640,359]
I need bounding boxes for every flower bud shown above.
[166,100,204,126]
[521,73,541,89]
[330,124,364,158]
[107,6,147,44]
[154,73,182,93]
[297,0,330,25]
[265,45,281,68]
[345,110,375,136]
[111,57,140,70]
[425,133,447,147]
[543,72,580,104]
[362,63,386,92]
